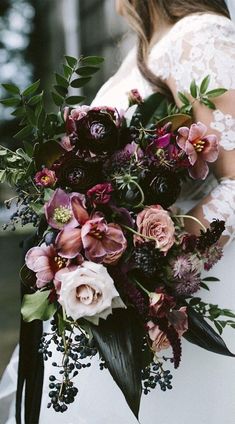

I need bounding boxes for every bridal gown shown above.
[1,12,235,424]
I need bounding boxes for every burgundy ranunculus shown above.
[75,110,119,154]
[54,153,103,193]
[87,183,113,206]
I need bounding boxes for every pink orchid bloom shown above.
[177,122,219,180]
[44,188,89,230]
[81,217,127,264]
[25,243,68,288]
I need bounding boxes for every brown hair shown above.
[120,0,230,97]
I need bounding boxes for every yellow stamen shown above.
[53,206,72,224]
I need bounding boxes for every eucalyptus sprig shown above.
[178,75,227,114]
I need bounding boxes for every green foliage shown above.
[21,290,57,322]
[0,144,31,185]
[178,75,228,113]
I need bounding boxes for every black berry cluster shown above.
[133,243,165,277]
[197,219,225,251]
[142,361,173,395]
[39,320,98,413]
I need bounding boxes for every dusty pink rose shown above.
[34,168,57,187]
[147,322,171,352]
[177,122,219,180]
[44,188,89,230]
[87,183,113,206]
[81,216,127,264]
[25,243,68,288]
[134,205,175,253]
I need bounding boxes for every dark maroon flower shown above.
[54,153,103,193]
[75,110,119,154]
[141,169,182,208]
[87,183,113,206]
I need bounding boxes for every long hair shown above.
[120,0,230,97]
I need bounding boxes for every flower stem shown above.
[131,180,145,209]
[121,224,159,246]
[174,214,207,232]
[133,278,151,296]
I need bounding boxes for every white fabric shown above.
[1,12,235,424]
[226,0,235,23]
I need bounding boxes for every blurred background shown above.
[0,0,134,376]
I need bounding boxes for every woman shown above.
[1,1,235,423]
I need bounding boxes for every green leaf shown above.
[51,91,64,107]
[35,140,64,169]
[63,64,73,79]
[54,85,68,97]
[81,56,104,66]
[2,83,20,95]
[11,106,26,117]
[200,75,210,94]
[200,282,210,291]
[206,88,228,98]
[21,290,57,322]
[184,307,235,357]
[28,92,44,106]
[25,106,37,126]
[214,321,223,335]
[20,263,37,288]
[70,77,91,88]
[13,125,32,140]
[91,309,143,420]
[0,97,21,106]
[190,80,198,99]
[65,55,77,67]
[30,202,44,215]
[131,92,166,127]
[23,140,34,157]
[44,188,55,202]
[55,73,69,88]
[75,66,99,76]
[22,80,40,97]
[201,98,216,110]
[65,95,85,105]
[156,113,192,132]
[0,169,6,183]
[202,277,220,282]
[178,92,190,105]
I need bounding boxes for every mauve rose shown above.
[147,322,170,352]
[65,105,90,134]
[57,261,126,324]
[134,205,175,253]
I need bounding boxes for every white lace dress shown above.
[1,12,235,424]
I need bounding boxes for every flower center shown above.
[194,139,205,153]
[76,284,101,305]
[53,206,72,224]
[54,255,67,270]
[41,176,50,183]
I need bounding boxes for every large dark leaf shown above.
[184,307,235,357]
[35,140,64,168]
[131,92,166,127]
[91,308,143,420]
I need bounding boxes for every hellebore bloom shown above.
[177,122,219,179]
[87,183,113,206]
[34,168,57,187]
[45,188,89,230]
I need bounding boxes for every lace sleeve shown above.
[153,13,235,244]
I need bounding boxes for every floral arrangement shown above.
[1,56,235,419]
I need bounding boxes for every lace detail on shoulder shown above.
[210,110,235,151]
[202,179,235,243]
[163,14,235,92]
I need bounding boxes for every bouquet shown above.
[1,55,234,419]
